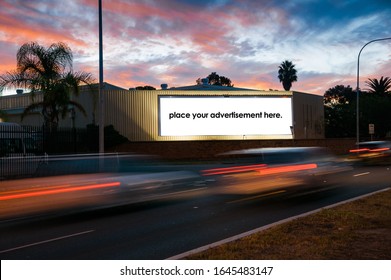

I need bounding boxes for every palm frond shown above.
[365,76,391,95]
[2,41,94,128]
[63,71,95,95]
[59,100,87,120]
[47,42,73,73]
[0,70,33,89]
[21,102,44,120]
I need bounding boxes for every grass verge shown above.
[185,188,391,260]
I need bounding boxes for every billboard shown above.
[159,96,293,137]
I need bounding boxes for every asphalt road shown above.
[0,165,390,259]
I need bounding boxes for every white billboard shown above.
[159,96,293,137]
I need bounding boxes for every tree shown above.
[324,83,391,139]
[135,85,156,90]
[324,103,356,137]
[196,72,234,87]
[324,85,355,107]
[278,60,297,91]
[365,76,391,95]
[219,76,233,87]
[355,92,391,139]
[0,42,94,130]
[323,84,357,137]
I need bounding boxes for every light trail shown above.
[202,164,267,176]
[257,163,318,176]
[0,181,121,201]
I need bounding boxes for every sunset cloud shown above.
[1,0,390,95]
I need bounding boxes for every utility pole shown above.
[98,0,104,154]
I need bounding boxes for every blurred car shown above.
[0,169,205,220]
[348,141,391,165]
[202,147,351,196]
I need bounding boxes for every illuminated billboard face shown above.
[159,96,293,137]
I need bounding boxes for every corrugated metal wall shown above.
[0,93,42,110]
[292,92,324,139]
[103,90,315,141]
[2,89,324,141]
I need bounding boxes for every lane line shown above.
[167,187,391,260]
[353,172,370,177]
[227,190,286,204]
[0,230,95,254]
[163,187,208,196]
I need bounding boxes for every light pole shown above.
[98,0,104,154]
[356,37,391,145]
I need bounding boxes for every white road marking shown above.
[227,190,286,204]
[353,172,370,177]
[0,230,94,254]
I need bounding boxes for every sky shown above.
[0,0,390,96]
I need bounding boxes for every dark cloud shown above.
[1,0,390,95]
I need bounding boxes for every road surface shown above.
[0,165,390,259]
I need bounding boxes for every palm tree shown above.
[365,76,391,95]
[0,42,94,130]
[278,60,298,91]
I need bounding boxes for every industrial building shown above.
[0,83,324,141]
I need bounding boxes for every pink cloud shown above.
[1,0,390,98]
[0,4,88,49]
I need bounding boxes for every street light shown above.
[98,0,104,154]
[356,37,391,145]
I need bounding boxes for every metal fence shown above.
[1,125,99,155]
[0,124,100,179]
[1,123,129,180]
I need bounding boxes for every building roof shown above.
[79,82,126,91]
[168,83,258,91]
[160,77,258,91]
[1,82,126,97]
